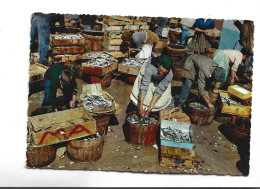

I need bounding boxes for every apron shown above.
[130,60,172,112]
[135,44,153,59]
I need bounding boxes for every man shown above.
[42,64,78,112]
[128,55,173,119]
[120,30,159,59]
[149,17,167,38]
[176,54,225,109]
[30,13,50,66]
[179,18,196,46]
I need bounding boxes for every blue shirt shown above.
[194,19,215,30]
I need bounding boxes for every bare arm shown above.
[202,91,214,109]
[139,93,146,117]
[145,95,160,117]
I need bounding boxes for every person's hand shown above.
[144,108,152,117]
[54,108,58,112]
[204,30,208,36]
[230,79,235,85]
[31,13,35,23]
[70,100,76,109]
[139,105,145,117]
[208,102,215,110]
[213,88,219,94]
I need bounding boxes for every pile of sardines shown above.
[126,113,158,126]
[188,102,213,111]
[85,52,110,59]
[85,58,114,67]
[122,58,143,67]
[83,95,112,111]
[161,127,192,143]
[82,132,101,141]
[221,96,239,105]
[53,34,83,39]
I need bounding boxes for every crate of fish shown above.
[27,108,97,147]
[219,90,251,118]
[53,54,84,63]
[160,120,194,150]
[82,58,118,76]
[50,34,85,46]
[52,46,85,55]
[184,101,217,126]
[84,51,113,60]
[118,58,144,76]
[124,111,159,146]
[80,83,116,114]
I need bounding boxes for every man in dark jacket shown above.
[42,64,78,112]
[176,54,225,109]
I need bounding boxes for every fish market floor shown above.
[27,77,242,175]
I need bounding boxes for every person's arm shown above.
[144,95,160,116]
[50,84,58,111]
[198,69,214,109]
[70,78,78,109]
[234,20,242,31]
[230,70,238,85]
[195,27,208,35]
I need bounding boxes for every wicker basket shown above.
[166,44,186,57]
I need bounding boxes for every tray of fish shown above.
[82,58,118,76]
[221,96,239,106]
[121,58,144,67]
[82,132,101,141]
[83,94,115,113]
[126,113,158,126]
[50,34,85,46]
[84,52,112,59]
[160,120,194,149]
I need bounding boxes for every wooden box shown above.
[123,25,140,31]
[104,31,122,39]
[160,146,196,168]
[160,120,194,150]
[82,58,118,76]
[104,25,123,31]
[118,64,141,76]
[52,46,85,55]
[53,54,84,63]
[103,19,133,26]
[29,63,48,83]
[50,34,85,46]
[227,85,252,100]
[103,37,123,46]
[104,15,132,22]
[84,51,113,60]
[28,108,97,147]
[80,83,116,114]
[219,90,251,117]
[133,20,147,25]
[102,43,121,51]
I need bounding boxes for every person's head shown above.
[120,41,130,54]
[59,70,73,87]
[156,55,172,75]
[212,67,226,82]
[241,48,252,60]
[121,31,132,41]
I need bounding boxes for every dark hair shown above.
[120,41,130,54]
[121,31,133,41]
[241,48,251,56]
[60,70,73,86]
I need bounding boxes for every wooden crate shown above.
[103,19,133,26]
[104,25,123,31]
[28,108,97,147]
[80,83,116,114]
[227,85,252,100]
[84,51,113,59]
[82,59,118,76]
[219,90,251,117]
[50,34,85,46]
[133,20,147,25]
[103,37,123,46]
[102,43,121,51]
[82,72,112,89]
[118,64,141,76]
[29,63,48,83]
[123,25,140,31]
[104,31,122,39]
[52,46,85,55]
[104,15,132,22]
[160,153,196,168]
[53,54,84,63]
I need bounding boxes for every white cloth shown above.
[223,50,243,72]
[180,18,196,28]
[130,60,172,112]
[135,44,153,59]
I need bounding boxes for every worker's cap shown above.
[157,55,173,70]
[60,70,73,86]
[213,67,226,82]
[121,31,132,41]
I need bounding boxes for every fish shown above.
[121,58,144,67]
[53,34,83,40]
[83,132,101,141]
[126,113,158,126]
[83,58,114,67]
[161,127,192,143]
[85,53,110,59]
[83,95,112,111]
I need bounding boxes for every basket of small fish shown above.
[160,120,194,150]
[184,101,216,126]
[124,111,159,146]
[67,126,105,162]
[82,58,118,76]
[81,83,116,114]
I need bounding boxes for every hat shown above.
[213,67,226,82]
[158,55,172,70]
[121,31,132,41]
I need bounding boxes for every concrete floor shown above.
[27,75,243,176]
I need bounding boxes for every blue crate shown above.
[160,120,194,150]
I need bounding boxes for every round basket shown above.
[166,44,186,57]
[185,102,217,126]
[228,116,250,144]
[26,145,56,168]
[93,114,111,135]
[124,111,159,146]
[67,126,105,162]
